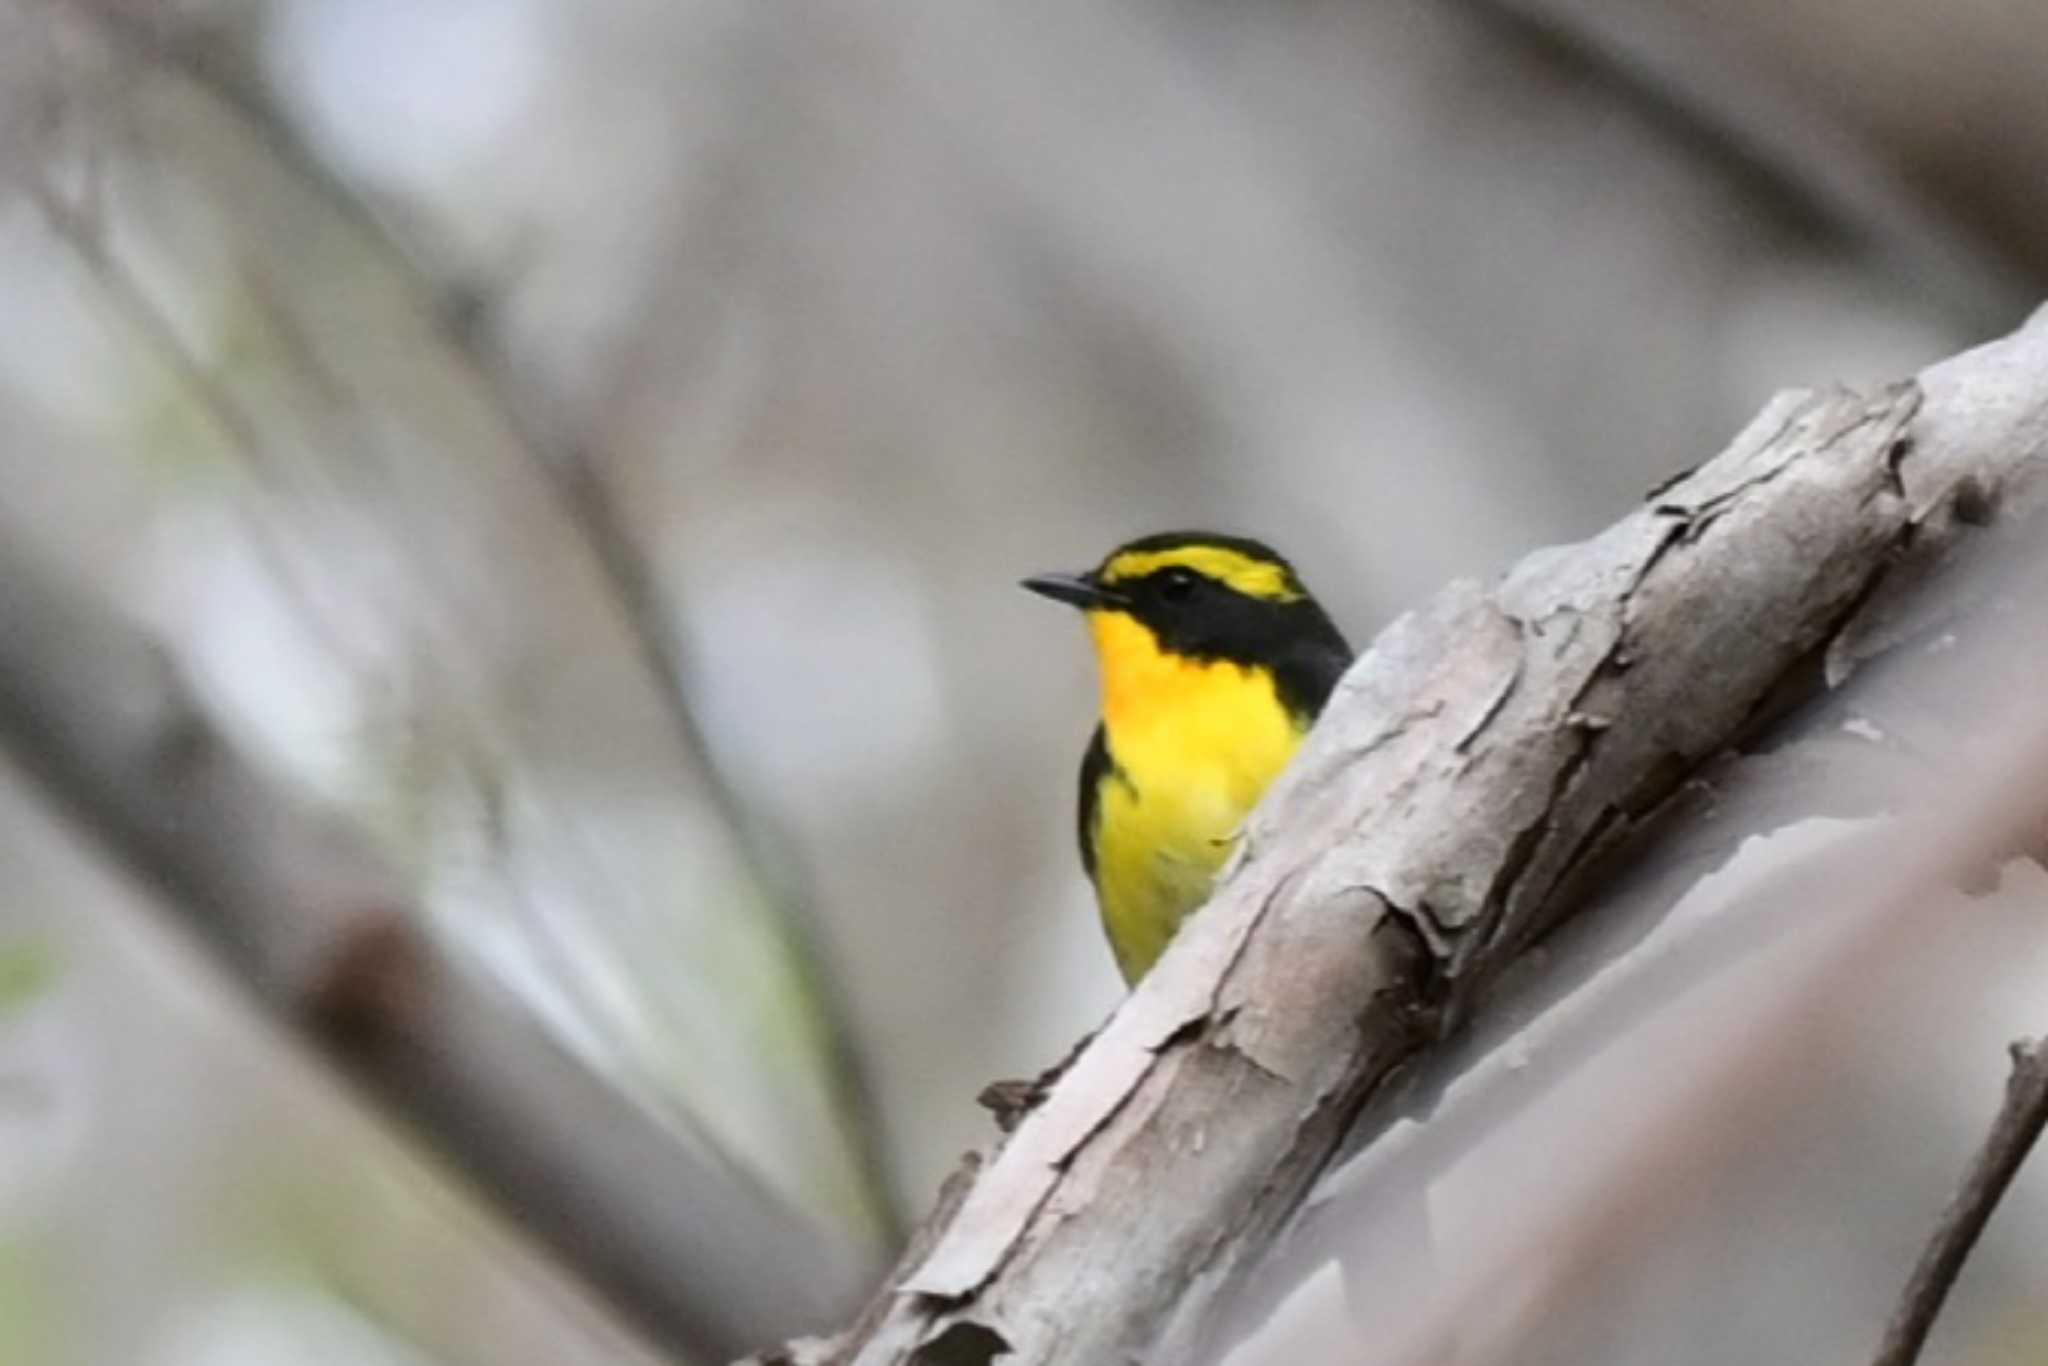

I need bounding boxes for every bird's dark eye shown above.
[1157,568,1199,601]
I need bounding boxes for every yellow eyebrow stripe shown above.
[1099,546,1302,602]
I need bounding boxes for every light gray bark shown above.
[830,305,2048,1365]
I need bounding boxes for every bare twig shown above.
[1353,696,2048,1366]
[24,172,369,669]
[525,438,907,1248]
[1873,1038,2048,1366]
[1228,509,2048,1359]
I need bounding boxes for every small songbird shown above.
[1023,532,1353,983]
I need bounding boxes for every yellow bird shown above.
[1024,532,1353,983]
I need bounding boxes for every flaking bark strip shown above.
[826,308,2048,1366]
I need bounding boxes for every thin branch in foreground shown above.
[1873,1037,2048,1366]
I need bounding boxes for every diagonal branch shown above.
[521,425,907,1249]
[817,305,2048,1364]
[1874,1038,2048,1366]
[1460,0,2029,328]
[59,0,906,1243]
[0,538,868,1364]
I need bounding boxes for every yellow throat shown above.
[1086,609,1307,982]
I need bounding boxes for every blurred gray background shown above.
[0,0,2042,1362]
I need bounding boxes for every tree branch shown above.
[1874,1038,2048,1366]
[0,539,868,1364]
[1460,0,2028,328]
[819,304,2048,1364]
[58,0,906,1243]
[524,430,906,1248]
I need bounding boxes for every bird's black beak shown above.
[1021,572,1128,611]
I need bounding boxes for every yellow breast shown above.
[1087,611,1307,982]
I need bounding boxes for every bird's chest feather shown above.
[1088,614,1306,978]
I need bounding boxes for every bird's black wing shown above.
[1077,723,1110,882]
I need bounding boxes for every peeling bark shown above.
[824,306,2048,1365]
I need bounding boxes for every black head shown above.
[1022,531,1352,715]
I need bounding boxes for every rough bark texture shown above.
[832,305,2048,1365]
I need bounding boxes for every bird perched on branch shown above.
[1024,532,1353,982]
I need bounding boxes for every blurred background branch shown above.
[1462,0,2028,329]
[6,0,2048,1361]
[66,0,907,1247]
[0,533,866,1362]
